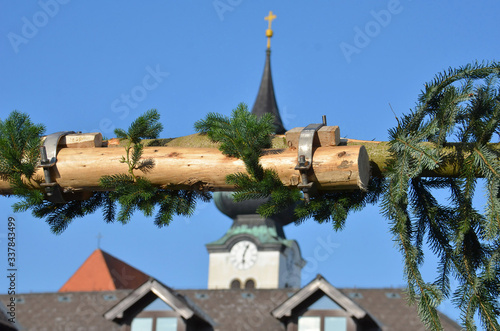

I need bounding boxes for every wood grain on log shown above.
[0,144,369,193]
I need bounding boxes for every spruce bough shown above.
[1,62,500,330]
[0,109,210,233]
[381,62,500,331]
[194,103,382,227]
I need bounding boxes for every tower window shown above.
[230,279,241,289]
[244,279,255,289]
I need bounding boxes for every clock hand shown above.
[241,244,250,264]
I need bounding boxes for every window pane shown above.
[156,317,178,331]
[298,316,321,331]
[325,317,347,331]
[131,317,153,331]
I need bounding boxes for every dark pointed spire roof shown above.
[251,49,286,134]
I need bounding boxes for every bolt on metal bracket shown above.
[39,131,75,203]
[294,116,327,202]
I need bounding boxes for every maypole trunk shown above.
[0,141,370,194]
[1,130,494,196]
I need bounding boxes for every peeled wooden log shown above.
[42,132,103,148]
[347,139,500,178]
[0,145,370,194]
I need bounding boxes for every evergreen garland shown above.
[195,103,301,215]
[0,111,46,211]
[0,109,210,233]
[195,103,383,228]
[99,109,211,226]
[381,62,500,330]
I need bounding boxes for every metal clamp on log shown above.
[294,116,327,203]
[39,131,75,203]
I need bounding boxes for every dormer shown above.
[104,279,214,331]
[272,275,381,331]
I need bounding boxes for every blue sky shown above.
[1,1,499,328]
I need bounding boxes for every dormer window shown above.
[271,276,381,331]
[297,295,348,331]
[130,298,178,331]
[104,279,214,331]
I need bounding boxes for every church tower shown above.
[206,11,305,290]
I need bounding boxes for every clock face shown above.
[229,240,258,270]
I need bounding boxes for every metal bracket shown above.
[294,116,327,203]
[39,131,74,203]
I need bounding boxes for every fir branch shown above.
[99,110,211,226]
[195,103,274,180]
[0,111,47,216]
[485,179,500,239]
[197,103,382,230]
[0,109,209,232]
[0,111,45,190]
[123,109,163,144]
[384,62,500,330]
[102,191,116,223]
[31,192,109,234]
[195,103,302,215]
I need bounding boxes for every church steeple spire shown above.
[206,12,304,290]
[251,11,286,134]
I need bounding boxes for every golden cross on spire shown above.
[264,11,276,49]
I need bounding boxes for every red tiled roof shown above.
[58,249,149,292]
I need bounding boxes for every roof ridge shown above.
[58,249,149,292]
[96,249,117,290]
